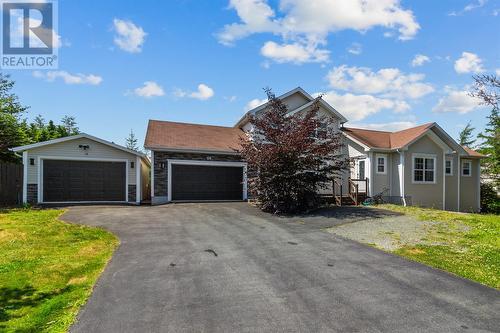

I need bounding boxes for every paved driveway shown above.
[64,203,500,333]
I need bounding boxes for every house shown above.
[343,124,484,212]
[146,87,484,212]
[12,133,150,205]
[145,87,346,205]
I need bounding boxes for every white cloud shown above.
[245,98,268,111]
[411,54,430,67]
[133,81,165,98]
[454,52,485,74]
[33,70,102,85]
[326,65,434,99]
[348,121,417,132]
[321,91,410,121]
[260,41,329,64]
[113,19,147,53]
[217,0,419,64]
[189,84,215,100]
[347,43,362,55]
[432,89,482,114]
[449,0,487,16]
[225,95,237,102]
[496,69,500,76]
[175,84,215,101]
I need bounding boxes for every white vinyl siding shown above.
[26,137,139,184]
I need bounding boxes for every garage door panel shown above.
[43,160,126,202]
[172,164,243,201]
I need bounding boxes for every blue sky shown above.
[4,0,500,148]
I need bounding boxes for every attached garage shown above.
[171,164,244,201]
[12,133,151,205]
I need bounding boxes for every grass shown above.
[0,208,118,332]
[377,204,500,289]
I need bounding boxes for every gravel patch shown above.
[327,215,439,251]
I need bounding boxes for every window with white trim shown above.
[413,155,435,183]
[462,160,472,177]
[376,154,386,174]
[445,159,453,176]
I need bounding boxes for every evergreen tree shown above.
[125,129,139,151]
[0,74,29,162]
[470,74,500,189]
[458,121,476,147]
[61,115,79,135]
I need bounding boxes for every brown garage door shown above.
[171,164,243,201]
[43,160,126,202]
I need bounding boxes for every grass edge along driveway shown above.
[0,208,118,332]
[365,205,499,289]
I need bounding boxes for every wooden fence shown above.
[0,162,23,206]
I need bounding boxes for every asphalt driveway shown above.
[64,203,500,333]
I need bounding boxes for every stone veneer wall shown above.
[128,184,136,202]
[153,151,243,198]
[27,184,38,204]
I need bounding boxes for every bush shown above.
[480,182,500,214]
[240,88,348,214]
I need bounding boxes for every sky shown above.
[4,0,500,148]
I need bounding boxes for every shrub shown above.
[240,88,348,214]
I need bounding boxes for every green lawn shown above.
[0,208,118,332]
[377,205,500,289]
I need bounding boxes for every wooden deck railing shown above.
[332,177,369,206]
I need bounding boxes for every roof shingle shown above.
[145,120,243,153]
[343,123,434,150]
[343,122,483,157]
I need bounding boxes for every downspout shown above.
[442,152,446,210]
[397,149,406,206]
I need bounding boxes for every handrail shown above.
[333,178,342,206]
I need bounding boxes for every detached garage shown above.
[12,133,150,205]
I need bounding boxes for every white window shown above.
[445,159,453,176]
[413,154,436,183]
[462,160,472,177]
[376,154,386,174]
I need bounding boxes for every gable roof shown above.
[343,123,483,158]
[11,133,149,161]
[234,86,348,128]
[145,120,243,154]
[342,123,434,150]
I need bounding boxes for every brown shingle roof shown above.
[343,123,435,149]
[462,146,485,158]
[344,123,484,158]
[145,120,243,153]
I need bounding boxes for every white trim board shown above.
[411,153,437,184]
[167,159,248,202]
[37,156,129,204]
[146,146,240,155]
[12,133,149,163]
[136,156,141,203]
[461,159,472,177]
[375,154,387,175]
